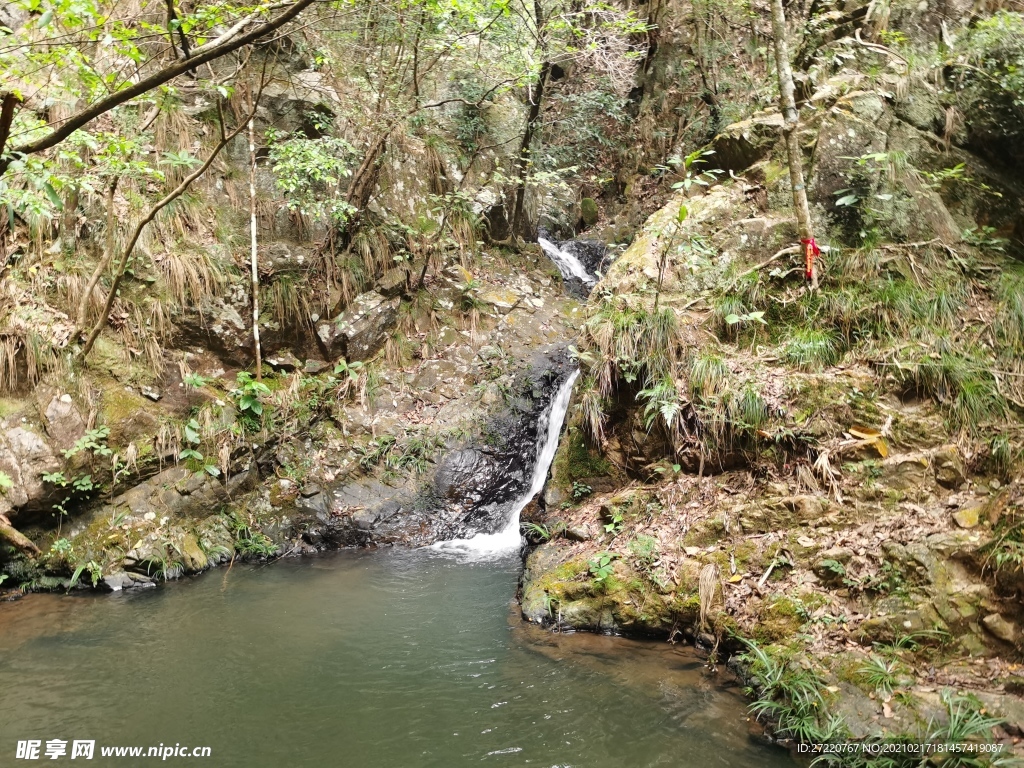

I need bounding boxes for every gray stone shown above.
[983,614,1018,644]
[296,492,329,518]
[376,268,408,298]
[102,573,131,592]
[0,424,61,512]
[266,349,302,372]
[933,446,966,489]
[261,242,310,274]
[351,508,378,530]
[42,393,86,452]
[712,113,784,171]
[318,292,400,361]
[140,386,161,402]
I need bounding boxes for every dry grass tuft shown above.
[154,249,225,308]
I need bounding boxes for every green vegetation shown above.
[588,552,618,585]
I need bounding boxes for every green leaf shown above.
[725,313,741,325]
[43,183,63,211]
[676,204,688,223]
[835,194,859,207]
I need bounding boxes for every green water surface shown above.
[0,549,793,767]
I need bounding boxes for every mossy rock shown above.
[754,595,807,642]
[550,425,612,494]
[98,379,162,448]
[683,516,727,547]
[580,197,599,228]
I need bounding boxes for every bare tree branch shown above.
[78,95,261,359]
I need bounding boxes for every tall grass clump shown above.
[783,328,840,370]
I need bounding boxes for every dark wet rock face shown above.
[289,353,573,548]
[536,227,613,299]
[559,239,611,277]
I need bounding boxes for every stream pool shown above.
[0,549,794,767]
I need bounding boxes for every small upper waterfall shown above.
[538,237,598,287]
[433,369,580,558]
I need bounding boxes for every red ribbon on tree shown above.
[801,237,820,281]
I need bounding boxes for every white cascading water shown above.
[433,369,580,558]
[538,237,597,287]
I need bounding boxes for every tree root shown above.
[0,513,41,556]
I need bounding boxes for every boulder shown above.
[713,113,784,171]
[317,292,400,361]
[579,197,599,228]
[266,349,302,372]
[953,504,982,529]
[0,424,61,514]
[376,268,408,298]
[983,614,1018,644]
[261,242,310,275]
[933,446,966,489]
[40,392,86,452]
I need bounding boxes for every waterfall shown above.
[433,369,580,558]
[538,237,597,287]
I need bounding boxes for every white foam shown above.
[432,370,580,560]
[538,237,597,286]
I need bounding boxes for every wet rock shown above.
[433,448,503,508]
[983,614,1018,644]
[296,492,329,518]
[102,572,133,592]
[304,359,329,375]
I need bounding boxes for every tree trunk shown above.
[0,513,40,556]
[248,113,263,381]
[769,0,817,289]
[511,0,550,240]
